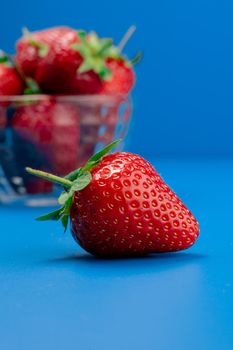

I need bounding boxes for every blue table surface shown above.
[0,158,233,350]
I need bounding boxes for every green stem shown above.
[26,167,73,188]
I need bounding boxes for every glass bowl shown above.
[0,94,131,206]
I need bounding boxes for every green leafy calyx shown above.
[71,31,123,80]
[26,139,121,231]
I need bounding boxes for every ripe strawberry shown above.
[99,26,139,95]
[26,140,200,257]
[34,29,83,93]
[12,99,80,193]
[15,26,81,82]
[99,58,135,95]
[0,56,24,97]
[69,31,136,95]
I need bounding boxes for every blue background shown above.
[1,0,233,157]
[1,1,233,350]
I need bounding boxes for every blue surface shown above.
[1,158,233,350]
[1,0,233,156]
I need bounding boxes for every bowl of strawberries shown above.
[0,26,137,205]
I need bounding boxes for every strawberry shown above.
[68,31,136,95]
[98,26,140,95]
[99,58,135,95]
[26,140,200,257]
[15,26,81,81]
[12,99,80,193]
[34,29,83,93]
[0,55,24,97]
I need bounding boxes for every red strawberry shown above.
[34,30,83,93]
[15,26,81,82]
[12,99,80,193]
[69,32,135,95]
[0,56,24,97]
[26,140,200,257]
[99,26,138,95]
[99,58,135,95]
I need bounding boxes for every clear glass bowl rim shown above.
[0,94,129,106]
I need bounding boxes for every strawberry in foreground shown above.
[26,140,199,257]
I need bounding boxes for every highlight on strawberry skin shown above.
[26,140,200,258]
